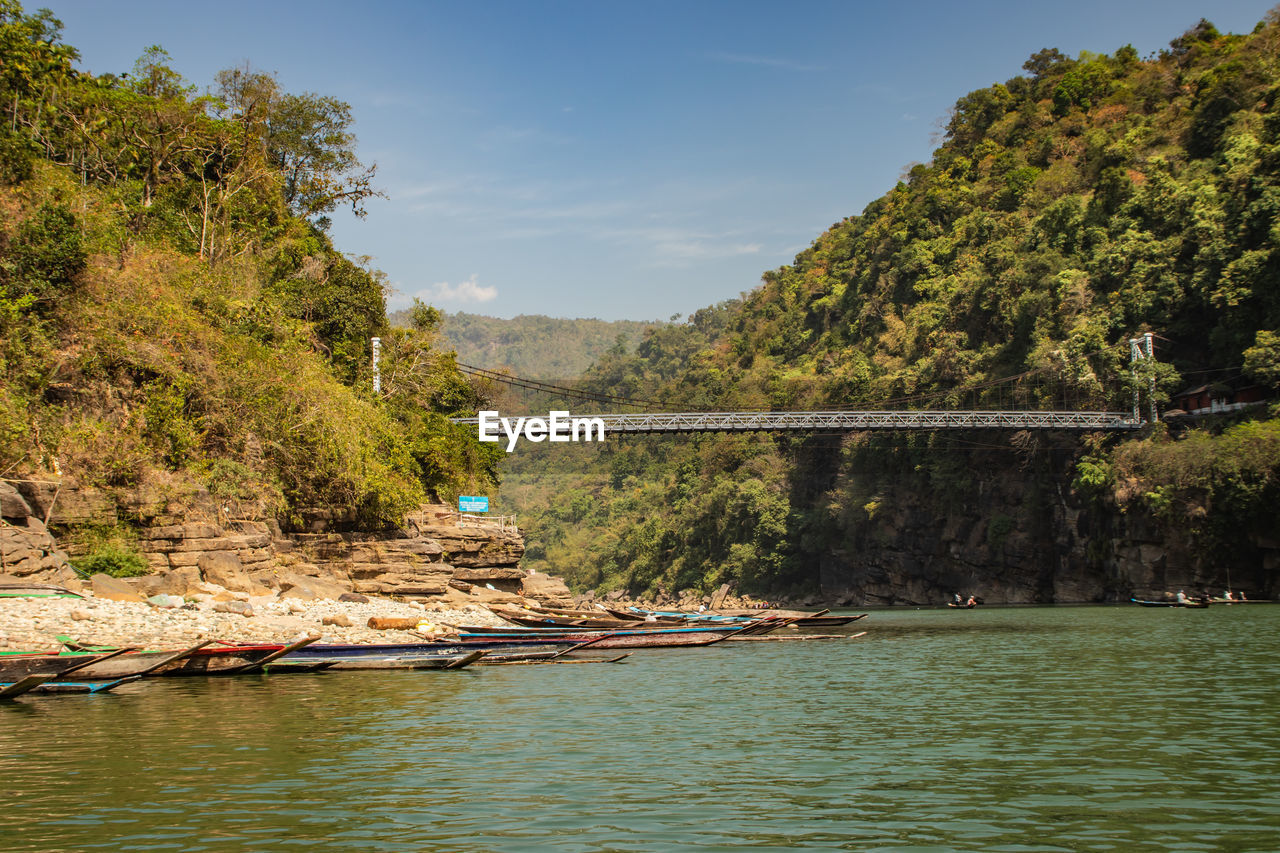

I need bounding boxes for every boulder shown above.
[0,482,32,520]
[322,614,353,628]
[520,571,573,602]
[198,551,250,591]
[158,566,202,596]
[279,573,351,601]
[213,600,254,616]
[338,592,370,604]
[467,585,525,604]
[90,572,147,603]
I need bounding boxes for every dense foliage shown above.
[0,2,498,529]
[508,14,1280,595]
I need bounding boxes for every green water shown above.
[2,605,1278,851]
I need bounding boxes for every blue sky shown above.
[39,0,1280,321]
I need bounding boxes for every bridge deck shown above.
[453,410,1143,433]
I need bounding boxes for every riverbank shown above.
[0,589,510,652]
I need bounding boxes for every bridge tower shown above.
[1129,332,1155,424]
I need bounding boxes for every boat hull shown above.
[0,645,288,681]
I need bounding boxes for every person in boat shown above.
[954,593,963,606]
[965,595,977,608]
[1223,589,1234,602]
[1240,591,1249,601]
[1175,590,1189,604]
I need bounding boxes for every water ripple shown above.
[2,606,1279,850]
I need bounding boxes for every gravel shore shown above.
[0,590,510,652]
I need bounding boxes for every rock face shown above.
[812,448,1279,605]
[14,478,116,526]
[0,483,77,585]
[4,482,535,604]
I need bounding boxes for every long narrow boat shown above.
[457,621,770,649]
[1,675,141,695]
[0,582,84,599]
[0,637,318,680]
[619,606,862,628]
[1130,598,1210,608]
[284,650,486,671]
[284,640,567,661]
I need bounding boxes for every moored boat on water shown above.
[1130,598,1211,608]
[616,605,865,628]
[0,675,141,696]
[0,636,319,681]
[456,619,777,649]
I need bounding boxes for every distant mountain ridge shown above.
[391,310,663,379]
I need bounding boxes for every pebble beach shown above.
[0,589,511,652]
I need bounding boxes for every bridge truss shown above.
[452,410,1143,434]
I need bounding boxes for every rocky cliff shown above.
[1,478,574,606]
[812,447,1278,605]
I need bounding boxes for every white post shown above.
[371,337,382,395]
[1129,337,1141,422]
[1144,332,1157,424]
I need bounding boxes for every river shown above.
[2,605,1277,851]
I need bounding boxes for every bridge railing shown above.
[454,511,519,534]
[452,409,1142,434]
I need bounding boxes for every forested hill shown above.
[0,2,499,546]
[388,311,662,379]
[507,15,1280,602]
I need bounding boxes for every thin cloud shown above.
[704,51,821,72]
[654,238,763,262]
[422,274,497,304]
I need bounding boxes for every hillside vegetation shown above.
[434,312,662,379]
[0,2,499,538]
[507,15,1280,599]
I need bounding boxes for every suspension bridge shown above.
[450,363,1146,434]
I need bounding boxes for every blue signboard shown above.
[459,495,489,513]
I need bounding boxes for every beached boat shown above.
[292,650,487,671]
[0,636,319,681]
[457,620,772,649]
[619,606,860,628]
[284,639,567,661]
[0,582,84,599]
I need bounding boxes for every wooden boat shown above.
[1,675,141,695]
[0,673,59,700]
[620,606,858,627]
[0,582,84,599]
[478,652,633,666]
[291,650,487,671]
[458,620,773,649]
[284,640,568,661]
[1131,598,1210,608]
[0,636,319,680]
